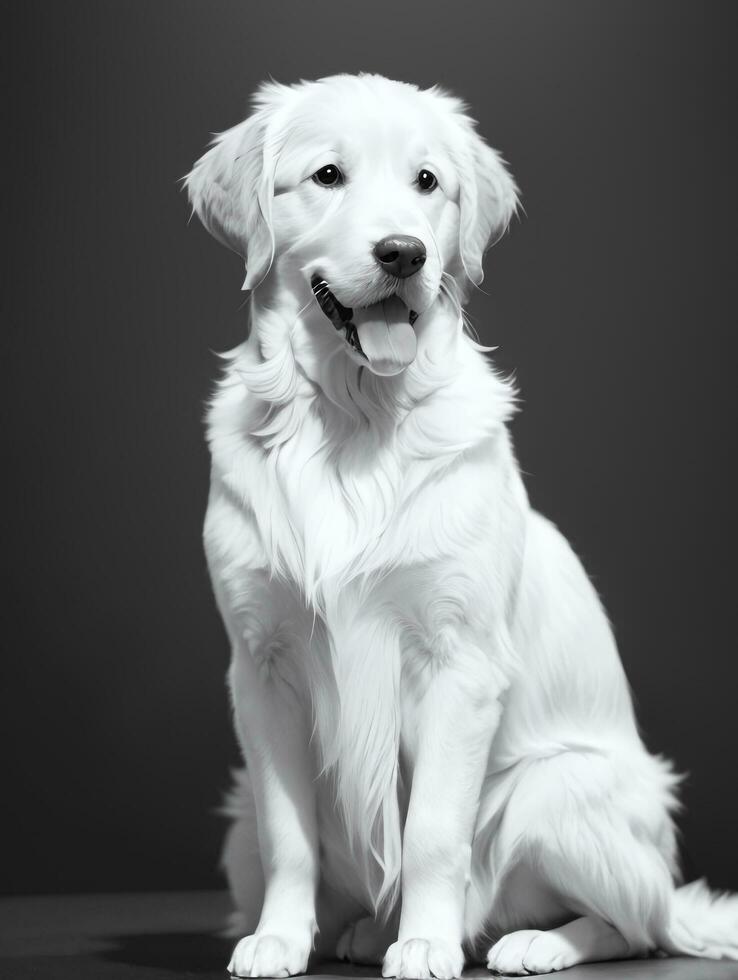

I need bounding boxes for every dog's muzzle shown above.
[311,275,419,377]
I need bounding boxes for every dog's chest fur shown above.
[208,375,520,606]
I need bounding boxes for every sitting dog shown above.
[185,73,738,977]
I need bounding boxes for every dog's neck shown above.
[210,273,516,485]
[234,275,514,457]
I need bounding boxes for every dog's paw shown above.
[228,933,310,978]
[486,929,574,975]
[337,915,393,966]
[382,937,464,979]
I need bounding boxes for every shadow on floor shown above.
[98,932,384,979]
[99,930,233,976]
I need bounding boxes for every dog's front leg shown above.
[227,630,319,978]
[384,638,504,980]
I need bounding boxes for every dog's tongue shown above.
[352,296,417,376]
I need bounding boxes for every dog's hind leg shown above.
[486,915,629,975]
[336,911,400,966]
[478,748,680,974]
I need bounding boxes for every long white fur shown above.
[186,73,738,978]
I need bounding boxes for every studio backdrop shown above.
[3,0,736,896]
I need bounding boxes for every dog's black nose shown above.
[373,236,426,279]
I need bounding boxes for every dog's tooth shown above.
[344,324,364,355]
[310,277,359,341]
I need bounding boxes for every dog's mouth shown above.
[311,275,419,376]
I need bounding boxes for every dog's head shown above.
[186,74,517,377]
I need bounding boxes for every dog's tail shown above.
[662,879,738,960]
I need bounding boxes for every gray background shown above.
[3,0,737,896]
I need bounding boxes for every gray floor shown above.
[1,891,736,980]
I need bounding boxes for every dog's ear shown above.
[457,128,519,288]
[185,85,286,290]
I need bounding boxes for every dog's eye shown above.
[416,169,438,193]
[312,165,344,187]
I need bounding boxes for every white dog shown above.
[185,74,738,978]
